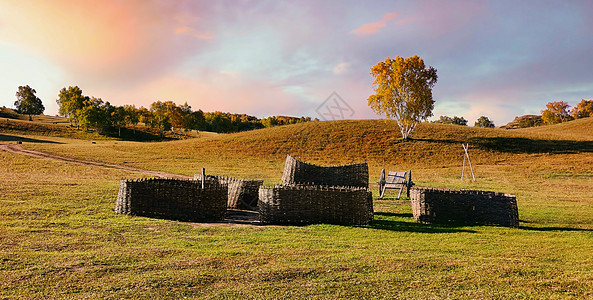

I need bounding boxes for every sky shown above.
[1,0,592,126]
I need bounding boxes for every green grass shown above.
[1,118,593,298]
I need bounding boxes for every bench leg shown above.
[406,182,411,199]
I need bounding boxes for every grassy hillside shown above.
[0,115,78,136]
[2,117,593,298]
[0,114,205,141]
[520,116,593,140]
[23,118,593,182]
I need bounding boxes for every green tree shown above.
[14,85,45,121]
[137,106,151,125]
[110,105,128,137]
[78,97,107,133]
[434,115,467,126]
[367,55,438,140]
[184,109,207,131]
[57,86,86,128]
[571,99,593,119]
[149,101,172,137]
[452,116,468,126]
[205,112,233,133]
[434,115,453,124]
[475,116,495,128]
[541,101,573,125]
[171,102,191,135]
[261,116,279,128]
[124,105,140,134]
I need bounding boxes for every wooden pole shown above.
[378,168,385,199]
[407,169,412,199]
[467,145,476,181]
[461,144,475,181]
[201,168,205,189]
[461,144,466,180]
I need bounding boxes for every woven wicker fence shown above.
[115,178,227,222]
[259,185,373,225]
[410,187,519,227]
[194,174,263,210]
[280,154,368,188]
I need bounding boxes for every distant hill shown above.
[0,107,20,119]
[0,115,108,140]
[501,115,543,129]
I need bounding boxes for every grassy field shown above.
[1,118,592,298]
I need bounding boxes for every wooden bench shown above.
[377,169,413,199]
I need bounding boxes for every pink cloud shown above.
[175,26,215,40]
[0,1,212,86]
[351,12,399,36]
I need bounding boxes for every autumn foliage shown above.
[541,101,573,125]
[56,86,311,137]
[368,55,438,140]
[571,99,593,119]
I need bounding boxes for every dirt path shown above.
[0,143,191,179]
[0,143,264,226]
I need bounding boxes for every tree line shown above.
[55,86,312,136]
[432,115,495,128]
[502,99,593,129]
[431,98,593,129]
[540,99,593,125]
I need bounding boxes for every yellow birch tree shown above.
[367,55,438,140]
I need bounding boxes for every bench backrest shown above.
[385,171,407,186]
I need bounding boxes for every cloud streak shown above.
[350,12,399,36]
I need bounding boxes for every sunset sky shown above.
[1,0,592,125]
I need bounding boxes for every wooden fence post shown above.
[201,168,206,189]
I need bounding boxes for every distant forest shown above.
[55,86,314,136]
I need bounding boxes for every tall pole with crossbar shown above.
[461,143,475,181]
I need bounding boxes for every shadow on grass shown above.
[0,134,63,144]
[369,212,476,233]
[102,127,178,142]
[519,226,593,232]
[410,136,593,155]
[408,137,462,145]
[375,195,411,201]
[469,137,593,154]
[374,212,413,218]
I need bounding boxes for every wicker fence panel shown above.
[410,187,519,227]
[194,174,263,210]
[259,185,373,225]
[115,178,227,222]
[280,155,369,188]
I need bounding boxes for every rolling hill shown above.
[16,117,593,186]
[152,117,593,167]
